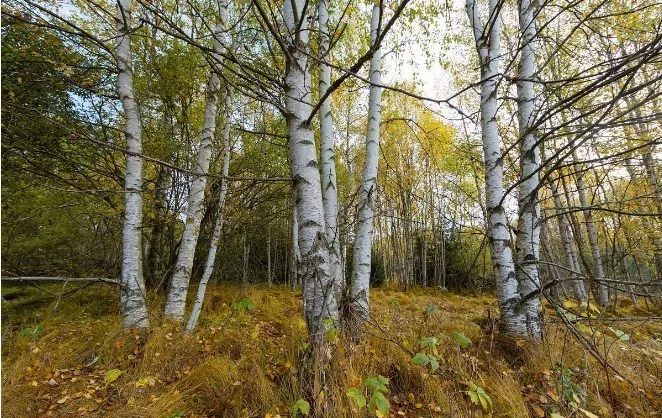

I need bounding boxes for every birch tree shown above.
[283,0,338,342]
[164,1,226,321]
[185,87,232,333]
[116,0,149,329]
[349,3,383,334]
[571,147,610,307]
[466,0,539,338]
[318,0,343,303]
[514,0,541,338]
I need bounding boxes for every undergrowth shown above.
[1,284,660,417]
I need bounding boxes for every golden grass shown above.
[2,284,661,417]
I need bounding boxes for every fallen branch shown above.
[1,276,121,286]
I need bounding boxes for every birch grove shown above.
[5,0,662,413]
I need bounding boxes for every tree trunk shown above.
[185,85,232,334]
[116,0,149,329]
[146,166,170,288]
[283,0,338,341]
[550,176,587,301]
[467,0,537,337]
[165,6,225,321]
[514,0,542,338]
[318,0,343,303]
[349,3,383,334]
[571,148,610,306]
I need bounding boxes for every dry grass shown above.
[2,284,661,417]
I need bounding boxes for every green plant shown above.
[466,382,492,412]
[290,399,310,416]
[232,297,255,312]
[19,325,44,339]
[412,336,441,372]
[453,331,472,349]
[346,376,390,417]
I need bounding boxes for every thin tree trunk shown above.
[267,224,272,286]
[318,0,343,303]
[550,174,587,301]
[349,3,382,334]
[165,5,225,321]
[514,0,542,338]
[571,148,610,306]
[116,0,149,329]
[185,85,232,334]
[146,166,170,288]
[283,0,338,341]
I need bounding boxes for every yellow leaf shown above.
[103,369,125,387]
[57,395,70,404]
[579,408,599,418]
[534,406,545,417]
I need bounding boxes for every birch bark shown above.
[317,0,343,303]
[283,0,338,341]
[116,0,149,329]
[185,87,232,333]
[514,0,541,338]
[164,1,226,321]
[466,0,533,337]
[350,3,382,332]
[571,148,610,306]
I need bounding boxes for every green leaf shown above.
[419,337,438,348]
[368,391,390,416]
[291,399,310,416]
[325,327,339,343]
[609,327,630,342]
[346,387,367,409]
[364,376,388,393]
[232,297,255,312]
[412,353,430,367]
[453,332,472,349]
[104,369,126,387]
[466,382,491,411]
[429,357,440,372]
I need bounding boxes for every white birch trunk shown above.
[467,0,530,337]
[514,0,541,338]
[185,87,232,334]
[551,177,587,301]
[284,0,338,342]
[572,149,610,306]
[164,3,226,321]
[318,0,344,303]
[349,4,382,330]
[116,0,149,329]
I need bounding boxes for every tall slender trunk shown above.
[116,0,149,329]
[349,4,383,333]
[185,86,232,333]
[283,0,338,341]
[514,0,542,337]
[267,224,272,286]
[146,166,170,288]
[165,4,226,321]
[318,0,343,303]
[550,176,587,301]
[467,0,538,337]
[571,148,609,306]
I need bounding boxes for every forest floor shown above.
[1,283,661,418]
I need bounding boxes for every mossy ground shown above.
[2,283,660,417]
